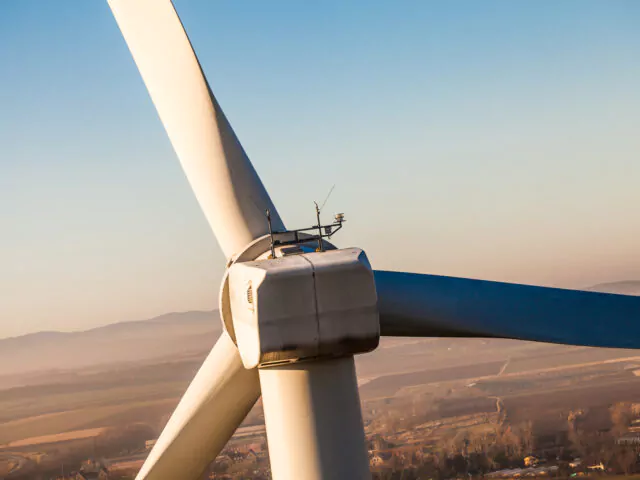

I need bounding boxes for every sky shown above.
[1,1,639,339]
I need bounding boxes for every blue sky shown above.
[1,1,639,338]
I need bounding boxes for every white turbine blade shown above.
[375,270,640,348]
[136,332,260,480]
[108,0,284,259]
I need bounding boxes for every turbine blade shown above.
[136,332,260,480]
[107,0,284,259]
[375,270,640,348]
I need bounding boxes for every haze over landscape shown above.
[2,281,639,381]
[1,281,640,478]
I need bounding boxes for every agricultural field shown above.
[504,347,640,375]
[3,310,640,479]
[360,360,505,399]
[3,338,640,446]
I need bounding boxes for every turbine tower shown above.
[106,1,640,479]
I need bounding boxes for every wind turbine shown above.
[105,1,640,479]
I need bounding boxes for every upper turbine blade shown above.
[108,0,284,259]
[375,270,640,349]
[136,332,261,480]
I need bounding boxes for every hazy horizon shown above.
[2,1,639,338]
[2,279,639,342]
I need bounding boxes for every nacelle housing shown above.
[228,248,380,369]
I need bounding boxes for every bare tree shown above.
[616,446,637,475]
[519,420,534,454]
[610,402,633,437]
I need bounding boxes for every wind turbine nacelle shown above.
[228,248,380,369]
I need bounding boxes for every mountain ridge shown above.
[1,310,218,342]
[0,310,222,377]
[2,280,636,379]
[585,280,640,295]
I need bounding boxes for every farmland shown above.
[3,339,640,447]
[3,312,640,478]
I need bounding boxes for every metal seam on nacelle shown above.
[300,254,321,359]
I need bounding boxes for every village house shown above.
[370,451,394,467]
[145,439,157,450]
[617,433,640,445]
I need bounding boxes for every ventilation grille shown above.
[246,282,254,309]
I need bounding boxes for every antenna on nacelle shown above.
[318,184,336,212]
[314,201,323,252]
[265,209,276,259]
[315,184,337,252]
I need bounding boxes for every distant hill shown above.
[2,279,637,383]
[0,311,222,377]
[586,281,640,296]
